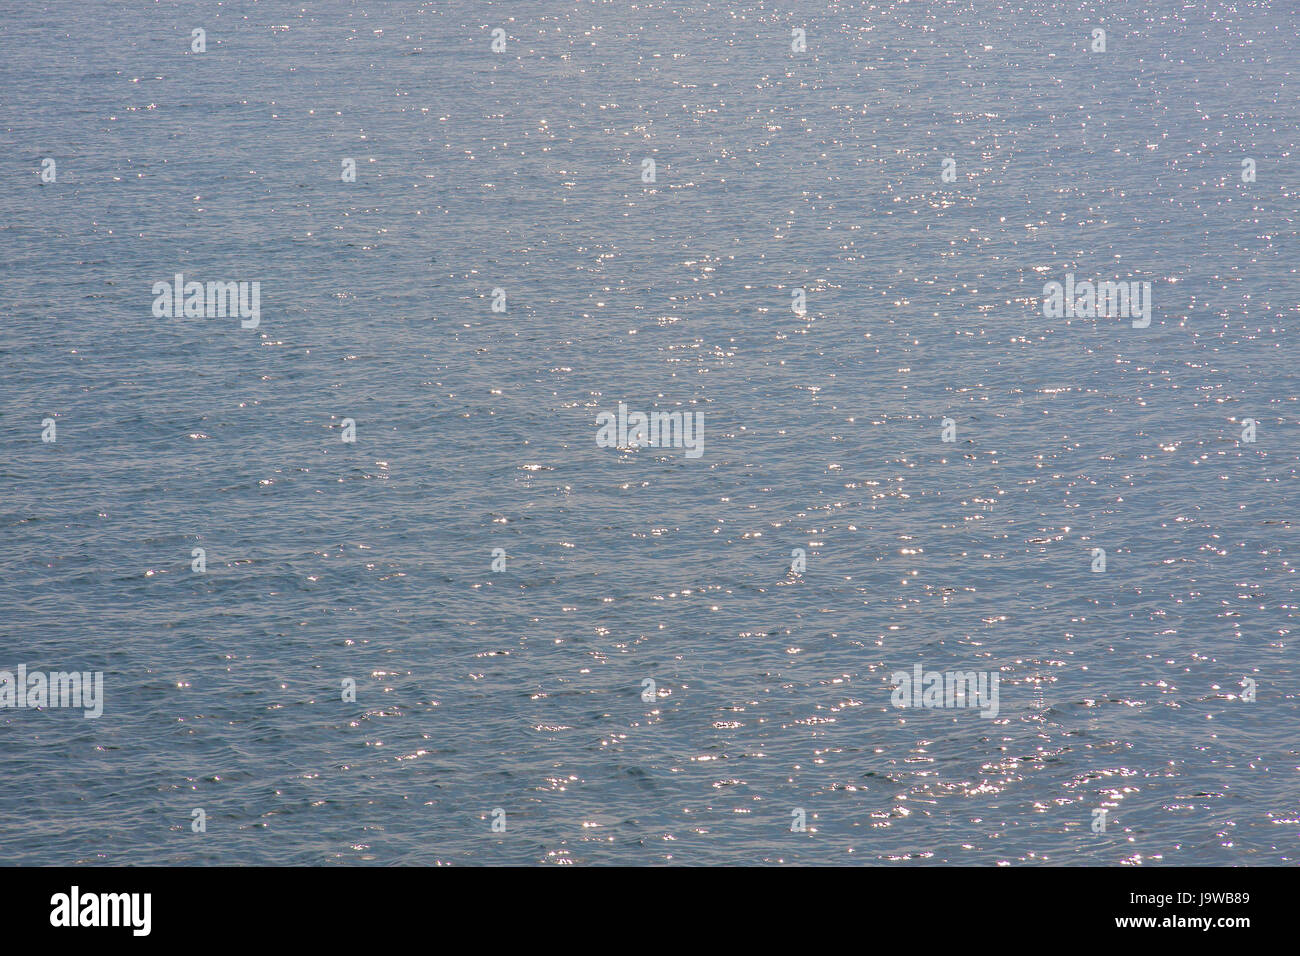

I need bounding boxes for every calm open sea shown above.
[0,1,1296,864]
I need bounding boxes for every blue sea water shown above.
[0,1,1297,865]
